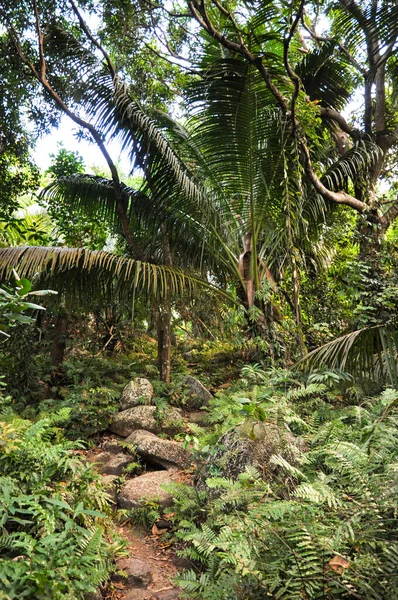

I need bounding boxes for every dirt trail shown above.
[83,435,188,600]
[111,523,182,600]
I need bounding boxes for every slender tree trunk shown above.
[51,309,68,367]
[157,224,172,384]
[158,291,171,384]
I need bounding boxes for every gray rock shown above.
[109,406,183,437]
[92,452,112,472]
[102,453,132,476]
[126,430,189,470]
[184,375,212,408]
[118,470,178,509]
[102,439,124,454]
[120,378,154,410]
[113,557,152,586]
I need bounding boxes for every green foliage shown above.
[0,396,119,599]
[46,144,85,179]
[172,376,398,599]
[0,275,55,338]
[34,385,120,440]
[121,500,162,529]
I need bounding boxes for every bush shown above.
[173,379,398,599]
[0,396,120,599]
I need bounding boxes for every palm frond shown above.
[296,40,355,111]
[322,141,382,193]
[300,325,398,387]
[0,246,234,307]
[42,174,146,234]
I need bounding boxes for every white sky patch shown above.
[33,115,131,175]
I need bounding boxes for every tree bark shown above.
[158,292,171,384]
[51,309,68,367]
[157,224,172,384]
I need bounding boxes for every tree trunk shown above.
[51,309,68,367]
[158,291,171,384]
[157,223,172,384]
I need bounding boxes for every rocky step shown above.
[109,406,184,438]
[120,377,154,410]
[125,430,190,470]
[118,470,184,509]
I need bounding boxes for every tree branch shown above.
[8,8,146,261]
[188,0,368,214]
[301,18,366,75]
[318,107,356,137]
[283,0,306,134]
[69,0,115,79]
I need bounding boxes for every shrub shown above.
[0,397,120,599]
[173,382,398,599]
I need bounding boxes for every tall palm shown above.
[2,0,393,378]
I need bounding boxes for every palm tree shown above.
[2,0,396,380]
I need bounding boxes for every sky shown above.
[33,115,132,175]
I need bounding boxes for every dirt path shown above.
[83,436,188,600]
[110,523,182,600]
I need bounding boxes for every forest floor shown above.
[83,435,190,600]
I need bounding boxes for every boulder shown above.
[91,452,112,472]
[184,375,212,408]
[102,453,132,476]
[109,406,183,437]
[118,470,179,509]
[120,378,154,410]
[102,438,124,454]
[113,557,152,586]
[198,425,305,494]
[126,430,189,470]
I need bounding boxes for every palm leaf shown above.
[296,40,355,111]
[0,246,234,307]
[322,141,383,193]
[300,325,398,387]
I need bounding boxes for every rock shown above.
[91,452,112,471]
[102,439,124,454]
[182,349,195,361]
[125,430,189,470]
[102,453,132,476]
[109,406,183,437]
[113,557,152,586]
[120,378,154,410]
[184,375,212,408]
[118,470,179,509]
[198,425,304,494]
[187,410,209,426]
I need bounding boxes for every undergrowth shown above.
[170,371,398,599]
[0,389,121,599]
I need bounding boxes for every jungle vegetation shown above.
[0,0,397,598]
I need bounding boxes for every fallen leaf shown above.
[152,523,168,536]
[329,555,349,574]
